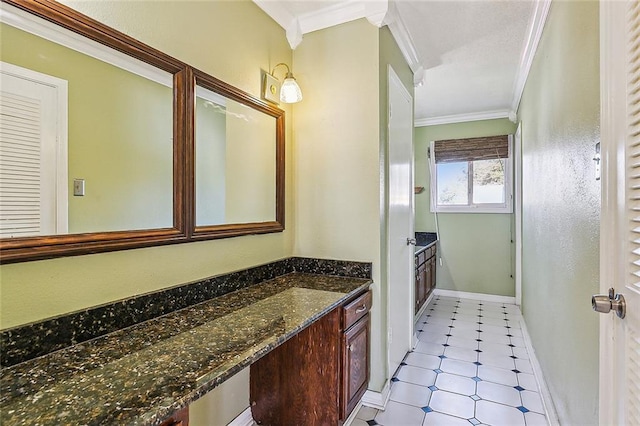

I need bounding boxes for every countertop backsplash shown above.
[1,257,372,368]
[415,232,437,246]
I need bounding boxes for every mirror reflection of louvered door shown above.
[600,1,640,424]
[0,62,67,238]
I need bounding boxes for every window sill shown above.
[430,206,513,214]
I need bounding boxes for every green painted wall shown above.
[518,1,600,424]
[415,119,516,296]
[293,18,385,390]
[0,24,174,233]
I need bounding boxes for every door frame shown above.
[0,61,69,234]
[385,64,415,376]
[514,123,523,307]
[599,1,626,423]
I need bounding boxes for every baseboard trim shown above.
[227,407,254,426]
[342,399,364,426]
[413,292,435,347]
[361,380,391,410]
[433,289,516,305]
[519,318,561,426]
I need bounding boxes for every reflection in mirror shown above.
[195,86,276,226]
[0,21,173,237]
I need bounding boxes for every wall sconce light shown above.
[262,63,302,104]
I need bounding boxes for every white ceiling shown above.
[254,0,547,126]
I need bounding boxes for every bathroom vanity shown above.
[0,258,372,425]
[415,232,438,315]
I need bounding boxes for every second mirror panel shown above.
[195,86,276,226]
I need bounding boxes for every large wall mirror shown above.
[0,0,285,263]
[191,71,284,240]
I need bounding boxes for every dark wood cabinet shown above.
[415,245,437,314]
[340,290,371,419]
[250,289,371,425]
[159,407,189,426]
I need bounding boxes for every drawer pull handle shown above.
[355,305,367,314]
[349,344,354,352]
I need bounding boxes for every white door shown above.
[0,62,67,237]
[387,65,414,376]
[599,1,640,424]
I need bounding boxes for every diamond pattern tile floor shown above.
[352,296,549,426]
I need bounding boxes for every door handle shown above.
[407,238,417,246]
[592,287,626,319]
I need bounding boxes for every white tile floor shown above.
[352,295,549,426]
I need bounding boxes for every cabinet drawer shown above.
[343,290,372,330]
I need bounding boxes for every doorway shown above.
[386,65,415,377]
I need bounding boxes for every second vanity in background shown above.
[415,232,437,315]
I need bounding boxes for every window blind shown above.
[433,135,509,164]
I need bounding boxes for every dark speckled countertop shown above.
[415,232,438,255]
[0,273,371,425]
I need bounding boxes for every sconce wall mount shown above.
[262,62,302,105]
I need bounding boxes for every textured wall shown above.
[414,119,516,296]
[292,19,386,390]
[518,1,600,424]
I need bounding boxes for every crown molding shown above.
[510,0,552,114]
[252,0,425,87]
[415,109,511,127]
[371,1,424,87]
[297,1,371,35]
[253,0,303,48]
[253,1,424,86]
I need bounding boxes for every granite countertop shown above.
[414,240,437,255]
[414,242,436,255]
[0,273,371,425]
[414,232,438,255]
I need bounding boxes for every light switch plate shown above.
[73,179,85,196]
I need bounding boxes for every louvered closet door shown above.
[0,69,60,237]
[624,1,640,422]
[601,1,640,424]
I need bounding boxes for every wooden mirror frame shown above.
[188,69,285,241]
[0,0,285,264]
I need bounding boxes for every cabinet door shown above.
[429,256,436,294]
[158,407,189,426]
[420,264,428,305]
[415,267,421,314]
[341,314,370,419]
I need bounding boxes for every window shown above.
[429,135,513,213]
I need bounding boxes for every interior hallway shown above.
[351,295,548,426]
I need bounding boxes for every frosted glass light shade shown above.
[280,76,302,103]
